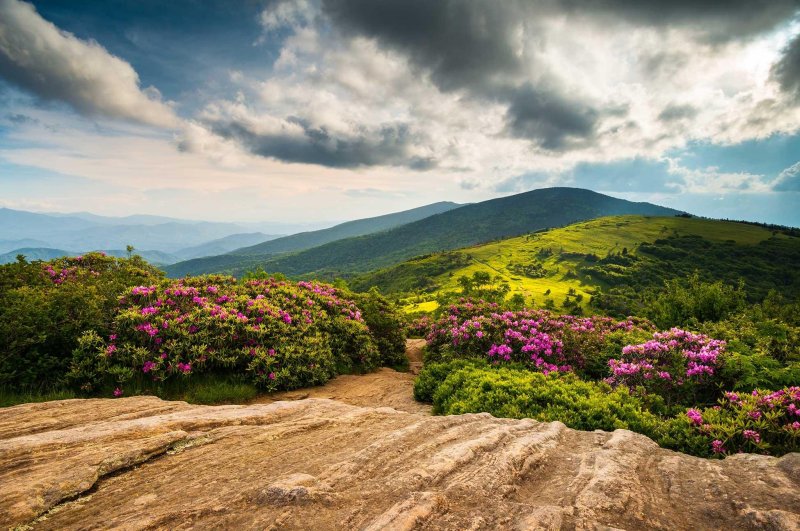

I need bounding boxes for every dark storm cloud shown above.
[196,118,436,170]
[773,33,800,100]
[323,0,526,93]
[323,0,800,90]
[505,84,599,150]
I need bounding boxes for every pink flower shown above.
[743,429,761,443]
[711,440,726,454]
[113,388,123,397]
[686,409,703,426]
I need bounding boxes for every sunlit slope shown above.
[351,215,790,311]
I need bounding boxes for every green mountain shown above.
[349,215,800,314]
[164,201,462,277]
[166,188,681,279]
[173,232,281,261]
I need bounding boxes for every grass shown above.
[0,380,259,408]
[354,215,781,313]
[0,387,77,408]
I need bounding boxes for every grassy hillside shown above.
[164,201,462,277]
[350,216,800,313]
[167,188,681,279]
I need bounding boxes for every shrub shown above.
[349,287,407,369]
[421,361,663,438]
[642,274,747,328]
[424,301,654,379]
[607,328,726,406]
[666,387,800,457]
[69,276,381,394]
[0,253,162,390]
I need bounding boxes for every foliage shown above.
[349,215,799,316]
[665,388,800,457]
[0,387,77,408]
[0,253,163,390]
[606,328,727,407]
[418,361,664,438]
[348,287,408,369]
[639,274,747,329]
[68,276,381,395]
[424,301,654,379]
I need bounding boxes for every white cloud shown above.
[0,0,178,128]
[773,160,800,191]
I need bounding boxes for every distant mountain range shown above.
[165,188,683,278]
[0,208,284,263]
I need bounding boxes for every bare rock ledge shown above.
[1,396,798,530]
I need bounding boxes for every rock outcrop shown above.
[1,396,798,530]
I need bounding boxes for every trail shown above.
[251,339,430,414]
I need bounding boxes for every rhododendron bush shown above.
[606,328,726,406]
[424,300,654,379]
[0,253,162,390]
[671,387,800,457]
[71,276,386,393]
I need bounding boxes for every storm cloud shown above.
[200,117,436,170]
[505,84,599,150]
[773,32,800,101]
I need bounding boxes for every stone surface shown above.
[1,395,798,530]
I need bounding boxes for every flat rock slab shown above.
[1,396,798,530]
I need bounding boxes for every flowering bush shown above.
[0,253,162,390]
[606,328,726,406]
[669,387,800,457]
[424,300,653,378]
[70,276,382,394]
[407,314,434,338]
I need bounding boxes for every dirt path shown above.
[251,339,431,414]
[406,338,426,374]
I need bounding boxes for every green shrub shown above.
[664,388,800,457]
[420,361,663,438]
[413,359,486,402]
[350,287,407,369]
[0,253,162,390]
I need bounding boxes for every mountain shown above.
[0,247,180,266]
[0,238,52,254]
[0,208,260,254]
[351,215,800,314]
[0,247,73,264]
[173,233,281,261]
[164,201,462,277]
[166,188,681,279]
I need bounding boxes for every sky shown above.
[0,0,799,226]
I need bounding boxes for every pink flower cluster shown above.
[607,328,725,391]
[425,302,651,375]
